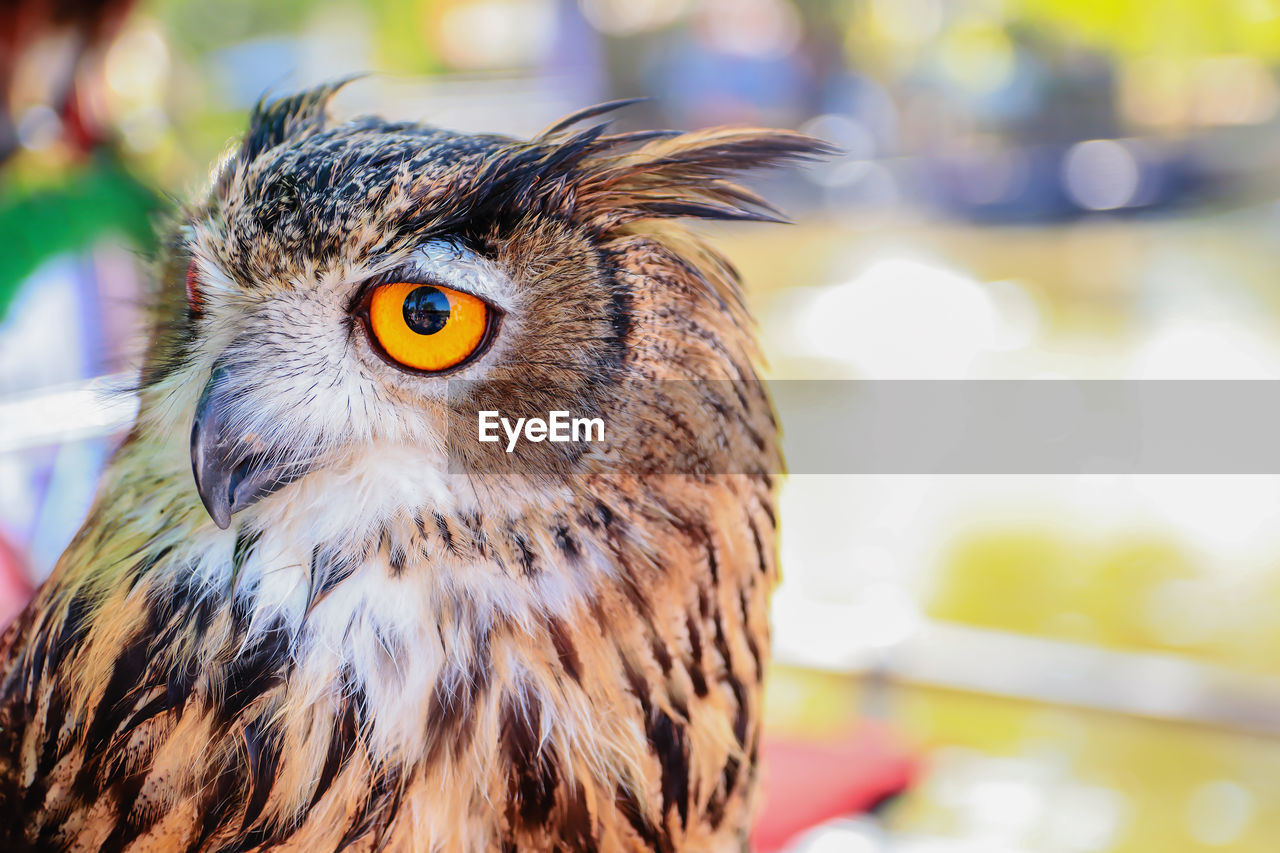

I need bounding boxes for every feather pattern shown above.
[0,84,814,851]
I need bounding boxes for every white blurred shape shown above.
[0,376,137,454]
[105,21,170,103]
[793,818,883,853]
[984,279,1041,351]
[1131,315,1280,379]
[800,113,876,164]
[1187,780,1254,845]
[870,0,943,44]
[847,542,900,582]
[579,0,691,34]
[0,257,83,392]
[1134,476,1280,564]
[795,258,999,377]
[1043,785,1128,852]
[773,573,921,660]
[858,581,922,648]
[967,777,1043,838]
[438,0,556,69]
[701,0,801,59]
[771,588,865,670]
[930,754,1056,842]
[1063,140,1141,211]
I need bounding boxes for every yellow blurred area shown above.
[1015,0,1280,61]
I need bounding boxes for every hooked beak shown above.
[191,365,308,529]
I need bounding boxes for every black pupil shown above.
[402,286,451,335]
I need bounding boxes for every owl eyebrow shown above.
[347,240,514,319]
[400,240,515,310]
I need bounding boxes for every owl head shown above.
[138,82,828,533]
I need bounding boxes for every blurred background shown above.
[4,0,1280,850]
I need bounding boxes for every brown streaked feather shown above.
[0,85,802,851]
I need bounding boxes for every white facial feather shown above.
[147,237,610,759]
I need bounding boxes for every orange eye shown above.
[366,282,490,372]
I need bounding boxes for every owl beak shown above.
[190,365,306,529]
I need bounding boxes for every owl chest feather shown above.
[0,473,775,852]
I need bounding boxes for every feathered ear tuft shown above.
[239,77,359,165]
[534,98,651,140]
[554,124,839,232]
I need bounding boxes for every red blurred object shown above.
[0,530,33,630]
[0,0,135,163]
[752,722,918,852]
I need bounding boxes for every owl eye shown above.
[365,281,491,372]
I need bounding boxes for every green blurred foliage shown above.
[151,0,315,54]
[0,155,162,320]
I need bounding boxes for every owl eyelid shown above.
[346,270,495,316]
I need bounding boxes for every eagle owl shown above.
[0,83,825,851]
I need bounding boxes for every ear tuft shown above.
[239,77,359,165]
[569,126,839,231]
[534,98,651,141]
